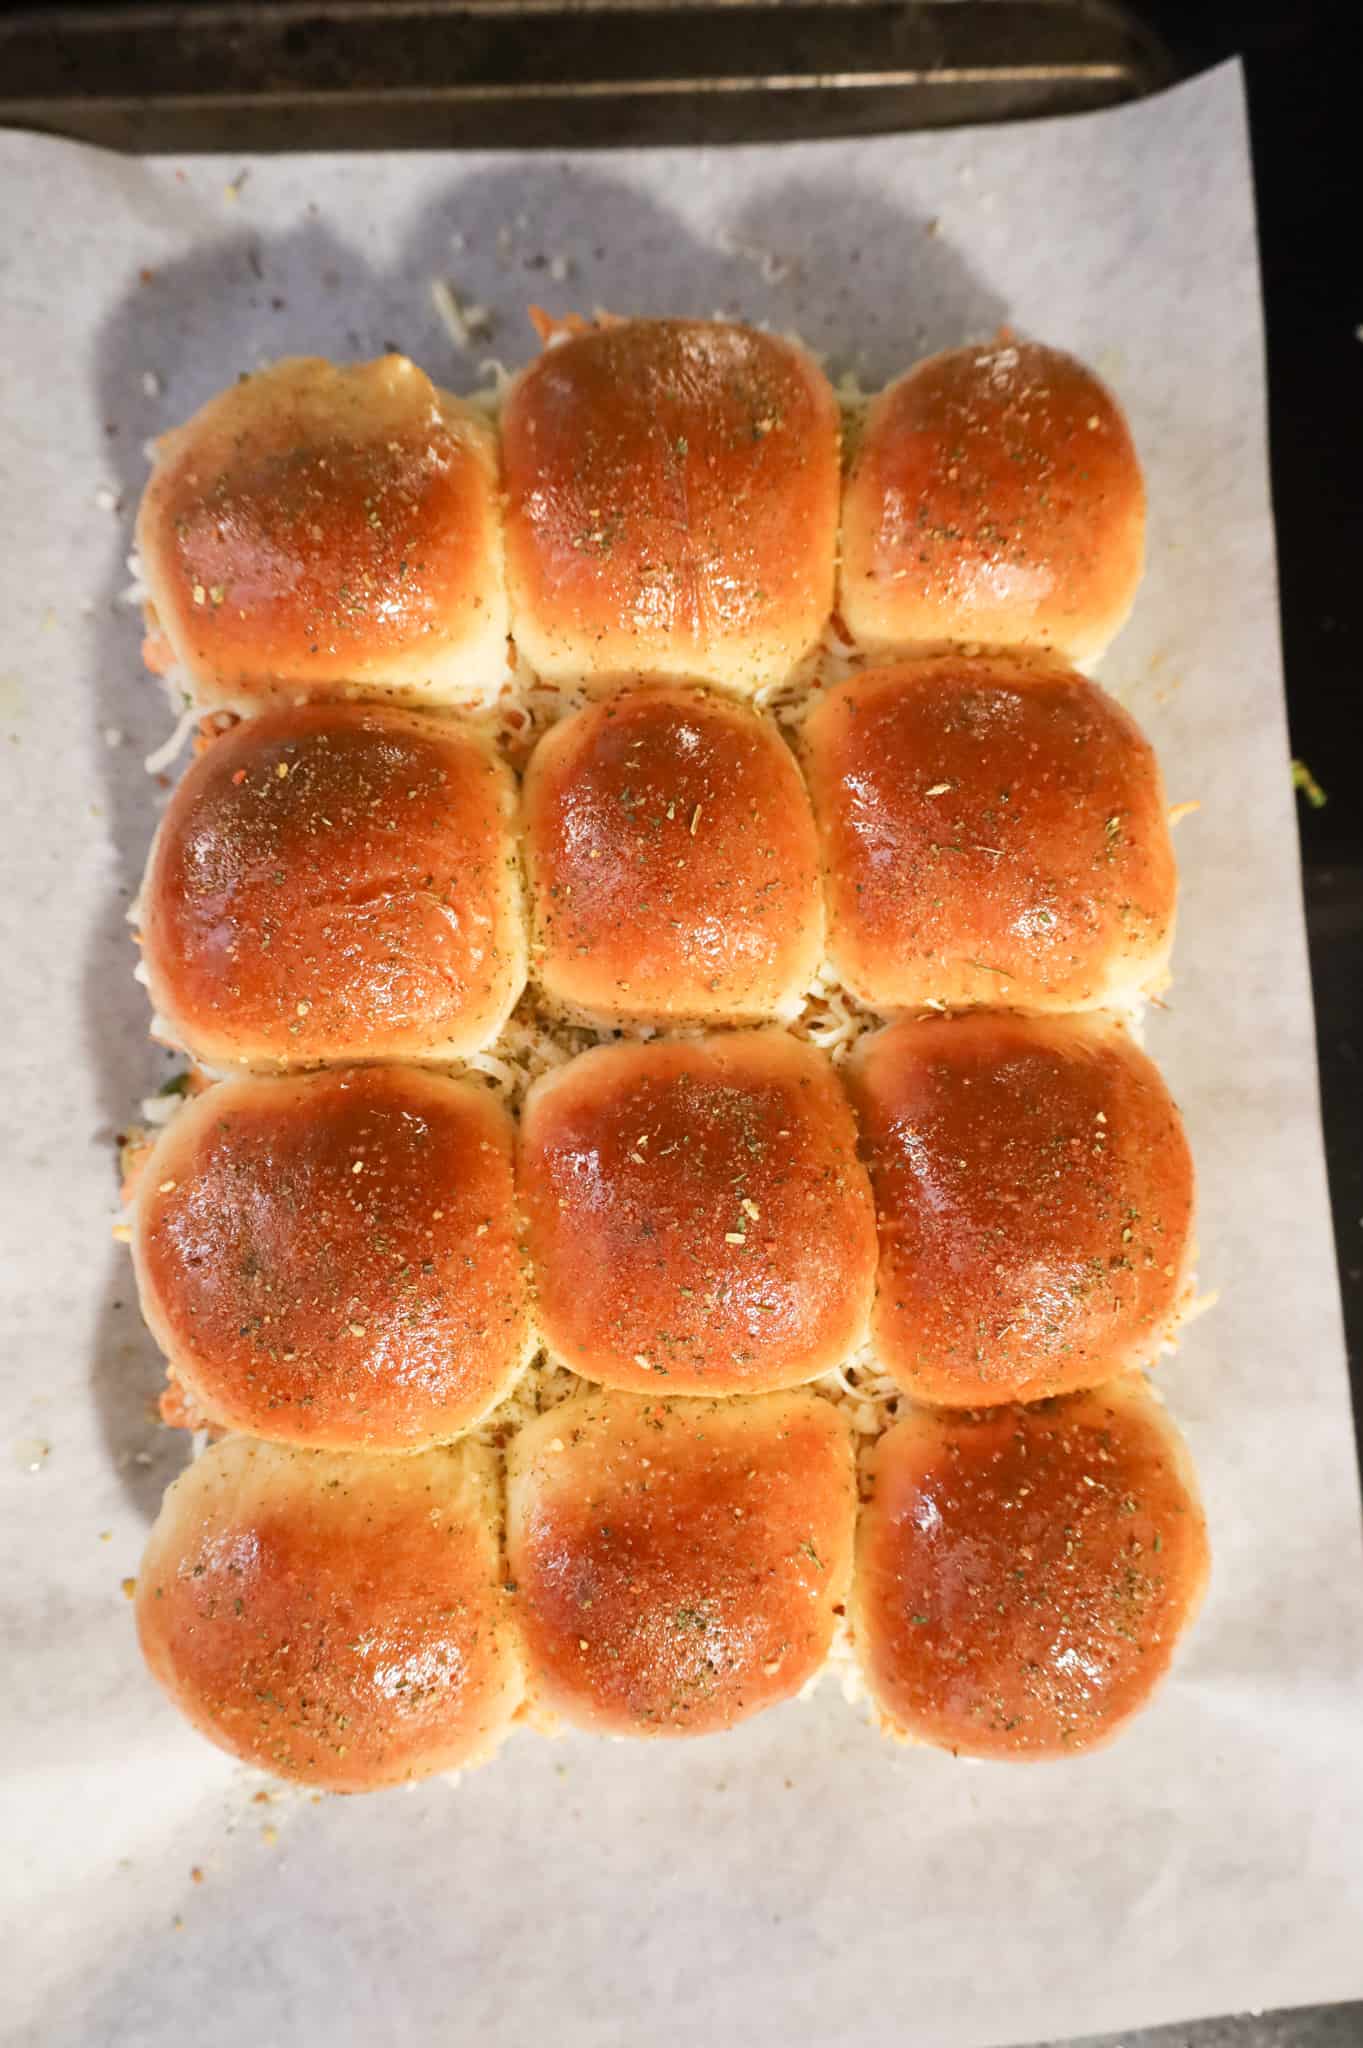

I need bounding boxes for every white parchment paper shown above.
[2,60,1361,2048]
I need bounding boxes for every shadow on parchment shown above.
[89,155,1005,1518]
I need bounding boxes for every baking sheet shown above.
[2,60,1360,2048]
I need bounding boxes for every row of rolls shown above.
[129,1018,1195,1439]
[138,656,1176,1064]
[134,320,1144,714]
[124,313,1208,1789]
[140,1382,1207,1790]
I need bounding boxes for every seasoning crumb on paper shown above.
[431,280,495,348]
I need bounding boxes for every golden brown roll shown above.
[507,1388,855,1737]
[852,1377,1209,1758]
[136,355,507,711]
[840,338,1144,666]
[132,1068,529,1451]
[519,1032,876,1394]
[137,704,526,1070]
[136,1436,525,1791]
[847,1011,1195,1406]
[522,681,823,1024]
[500,319,840,693]
[801,654,1176,1014]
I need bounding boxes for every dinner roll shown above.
[136,1436,525,1791]
[519,1032,876,1394]
[132,1068,529,1451]
[801,654,1176,1014]
[507,1388,855,1737]
[847,1011,1195,1405]
[853,1377,1209,1758]
[522,681,823,1024]
[138,704,525,1070]
[501,318,840,692]
[841,338,1144,666]
[136,355,507,711]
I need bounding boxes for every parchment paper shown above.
[2,61,1360,2048]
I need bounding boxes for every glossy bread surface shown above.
[502,320,840,691]
[523,681,823,1022]
[848,1011,1195,1405]
[139,703,525,1068]
[137,355,507,707]
[133,1068,528,1450]
[841,339,1144,665]
[853,1379,1209,1757]
[519,1032,877,1393]
[802,655,1175,1012]
[136,1436,525,1790]
[507,1389,855,1735]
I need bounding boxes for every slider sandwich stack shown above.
[119,322,1208,1790]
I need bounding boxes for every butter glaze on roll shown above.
[507,1388,856,1736]
[518,1032,877,1394]
[132,1068,530,1451]
[136,355,507,710]
[124,316,1213,1785]
[137,703,525,1070]
[801,654,1176,1015]
[840,338,1144,667]
[522,681,824,1024]
[501,319,840,693]
[136,1436,525,1791]
[853,1377,1209,1758]
[847,1011,1195,1406]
